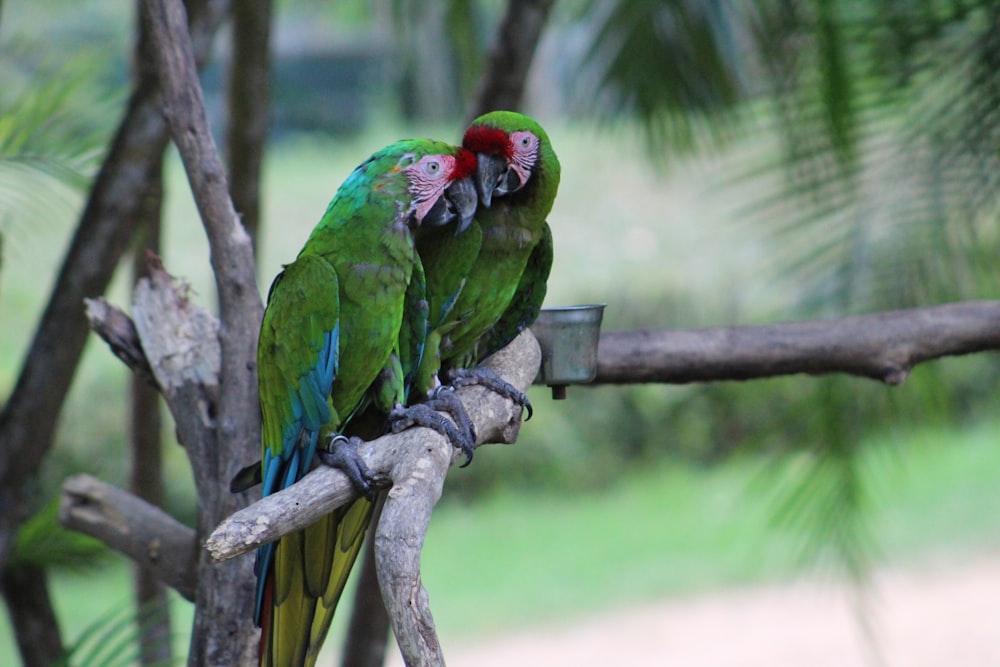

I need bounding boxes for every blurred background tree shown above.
[1,0,999,663]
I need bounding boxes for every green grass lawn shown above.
[3,418,998,662]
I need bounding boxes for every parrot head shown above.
[462,111,554,208]
[396,142,478,234]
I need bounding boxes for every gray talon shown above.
[317,434,375,501]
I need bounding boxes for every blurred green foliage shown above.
[1,5,999,655]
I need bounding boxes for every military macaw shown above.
[390,111,561,450]
[254,138,478,667]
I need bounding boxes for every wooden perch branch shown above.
[59,475,198,601]
[595,301,1000,386]
[205,330,537,667]
[205,329,540,562]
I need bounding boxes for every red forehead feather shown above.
[462,125,511,157]
[450,148,478,180]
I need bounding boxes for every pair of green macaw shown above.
[248,111,560,667]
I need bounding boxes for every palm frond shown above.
[572,0,749,161]
[731,1,1000,314]
[55,597,178,667]
[0,44,116,254]
[749,377,887,582]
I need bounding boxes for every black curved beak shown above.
[446,175,478,235]
[474,153,508,209]
[422,175,478,234]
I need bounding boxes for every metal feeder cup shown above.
[530,304,606,399]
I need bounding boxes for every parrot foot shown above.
[446,367,533,420]
[389,401,476,467]
[317,435,376,501]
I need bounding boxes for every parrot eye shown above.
[510,131,539,160]
[414,155,451,179]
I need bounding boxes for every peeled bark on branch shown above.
[84,296,155,382]
[595,301,1000,386]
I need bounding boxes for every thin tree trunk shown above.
[141,0,264,662]
[226,0,271,256]
[130,159,171,667]
[1,565,63,667]
[467,0,555,121]
[341,497,391,667]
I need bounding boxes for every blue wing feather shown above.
[254,256,342,628]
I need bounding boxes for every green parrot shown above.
[253,138,477,667]
[390,111,560,447]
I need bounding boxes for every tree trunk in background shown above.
[130,155,172,667]
[130,9,173,663]
[0,1,229,660]
[467,0,555,121]
[0,565,63,667]
[226,0,271,257]
[341,498,391,667]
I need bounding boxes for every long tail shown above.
[257,498,374,667]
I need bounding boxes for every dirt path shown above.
[389,552,1000,666]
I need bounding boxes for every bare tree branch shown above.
[594,301,1000,386]
[59,475,198,601]
[204,329,538,667]
[467,0,555,121]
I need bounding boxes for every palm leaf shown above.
[55,597,178,667]
[0,46,113,258]
[572,0,748,160]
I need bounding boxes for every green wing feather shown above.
[256,254,342,666]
